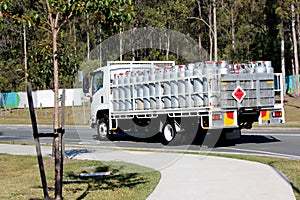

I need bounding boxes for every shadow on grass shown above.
[65,149,94,159]
[65,166,148,200]
[285,103,300,109]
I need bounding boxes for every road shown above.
[0,124,299,159]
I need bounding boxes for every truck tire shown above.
[161,122,177,145]
[97,118,112,141]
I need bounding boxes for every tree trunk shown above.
[213,0,218,62]
[290,33,296,94]
[198,33,203,60]
[73,23,77,58]
[292,3,299,96]
[231,8,236,62]
[209,4,213,61]
[87,14,90,60]
[99,24,102,66]
[296,8,300,96]
[165,29,170,60]
[23,22,28,84]
[52,28,62,200]
[280,21,286,97]
[119,29,123,61]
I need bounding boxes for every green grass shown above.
[0,106,89,125]
[284,96,300,127]
[0,153,299,200]
[0,154,160,200]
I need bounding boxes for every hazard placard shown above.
[232,86,246,103]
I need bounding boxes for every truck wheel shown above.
[161,122,176,145]
[97,118,111,141]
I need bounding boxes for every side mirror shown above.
[83,77,90,94]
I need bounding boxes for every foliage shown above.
[0,0,134,91]
[0,0,300,92]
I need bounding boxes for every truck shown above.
[83,60,285,145]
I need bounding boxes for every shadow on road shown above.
[215,135,281,147]
[92,131,282,148]
[239,135,281,144]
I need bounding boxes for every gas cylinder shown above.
[143,70,150,110]
[124,71,132,110]
[118,73,126,111]
[193,65,204,107]
[185,63,195,107]
[178,65,186,107]
[136,71,144,110]
[149,67,156,109]
[170,66,179,108]
[163,67,172,109]
[155,68,164,109]
[112,74,119,111]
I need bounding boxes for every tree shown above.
[291,2,300,96]
[1,0,134,199]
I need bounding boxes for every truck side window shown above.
[92,71,104,94]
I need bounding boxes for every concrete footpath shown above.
[0,144,296,200]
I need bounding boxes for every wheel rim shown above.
[98,122,108,138]
[164,124,175,142]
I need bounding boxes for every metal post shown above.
[26,83,50,200]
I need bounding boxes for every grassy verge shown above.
[283,96,300,128]
[0,153,298,200]
[0,106,89,125]
[0,154,160,200]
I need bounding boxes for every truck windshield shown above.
[92,70,103,94]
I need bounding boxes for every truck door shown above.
[90,69,109,124]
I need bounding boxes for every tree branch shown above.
[45,0,51,12]
[57,12,73,33]
[55,12,60,30]
[38,25,51,34]
[187,16,215,35]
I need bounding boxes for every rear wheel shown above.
[97,118,112,141]
[161,121,177,145]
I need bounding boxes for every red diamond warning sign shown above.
[232,86,246,103]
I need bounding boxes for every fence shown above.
[286,75,300,94]
[0,88,83,109]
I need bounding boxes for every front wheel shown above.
[97,118,112,141]
[161,122,177,145]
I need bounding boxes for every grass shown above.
[0,106,89,125]
[0,154,160,200]
[283,95,300,127]
[0,152,299,200]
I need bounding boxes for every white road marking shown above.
[220,146,300,160]
[242,133,300,137]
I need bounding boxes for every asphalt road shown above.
[0,124,299,159]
